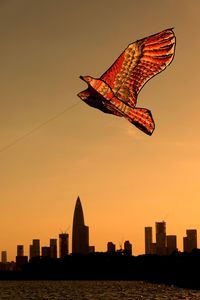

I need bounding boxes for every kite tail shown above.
[124,107,155,136]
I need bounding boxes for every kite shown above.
[78,28,176,135]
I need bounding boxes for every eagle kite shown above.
[78,28,176,135]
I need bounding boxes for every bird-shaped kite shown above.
[78,28,176,135]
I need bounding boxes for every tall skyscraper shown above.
[183,229,197,253]
[156,221,166,255]
[1,251,7,263]
[17,245,24,257]
[72,196,89,254]
[145,227,153,254]
[50,239,57,259]
[29,245,33,260]
[16,244,28,270]
[124,240,132,255]
[32,239,40,257]
[41,247,50,257]
[107,242,116,252]
[166,235,177,255]
[59,233,69,258]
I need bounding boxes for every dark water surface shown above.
[0,280,199,299]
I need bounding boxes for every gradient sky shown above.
[1,0,200,261]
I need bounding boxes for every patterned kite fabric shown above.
[78,28,176,135]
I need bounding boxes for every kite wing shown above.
[101,28,175,106]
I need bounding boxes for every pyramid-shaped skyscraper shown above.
[72,196,89,254]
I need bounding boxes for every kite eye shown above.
[85,76,92,82]
[79,75,92,83]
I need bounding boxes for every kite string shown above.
[0,101,80,153]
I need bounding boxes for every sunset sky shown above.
[1,0,200,261]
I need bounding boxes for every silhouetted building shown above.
[41,247,50,257]
[17,245,24,257]
[29,245,33,260]
[72,196,89,254]
[0,261,15,271]
[183,229,197,253]
[145,227,153,254]
[107,242,116,252]
[50,239,57,259]
[156,221,166,255]
[89,246,95,253]
[124,240,132,255]
[16,256,28,270]
[166,235,177,254]
[31,239,40,257]
[59,233,69,258]
[1,251,7,263]
[150,242,157,254]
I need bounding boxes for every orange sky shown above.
[1,0,200,261]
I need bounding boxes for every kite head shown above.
[79,75,93,83]
[79,75,105,94]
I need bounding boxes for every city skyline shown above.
[0,196,199,262]
[1,1,200,261]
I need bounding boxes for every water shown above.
[0,280,199,300]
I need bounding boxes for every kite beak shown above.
[79,75,92,84]
[79,75,85,81]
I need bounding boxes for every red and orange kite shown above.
[78,28,176,135]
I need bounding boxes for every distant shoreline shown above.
[0,252,200,290]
